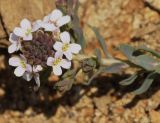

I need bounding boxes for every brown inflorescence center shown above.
[21,30,55,67]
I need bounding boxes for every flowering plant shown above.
[8,0,160,94]
[8,7,82,89]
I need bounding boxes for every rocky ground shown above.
[1,0,160,123]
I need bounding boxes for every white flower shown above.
[32,20,45,32]
[8,33,21,53]
[9,55,32,77]
[47,52,71,76]
[53,31,81,60]
[23,65,43,87]
[13,19,33,40]
[43,9,71,31]
[52,28,61,40]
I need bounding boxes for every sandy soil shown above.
[1,0,160,123]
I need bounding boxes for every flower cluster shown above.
[8,9,81,87]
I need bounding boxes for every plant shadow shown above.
[0,48,160,117]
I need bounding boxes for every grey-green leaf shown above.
[62,70,76,79]
[119,44,159,71]
[134,54,159,71]
[84,63,127,85]
[101,63,127,73]
[88,24,111,58]
[119,44,135,61]
[137,45,160,58]
[133,72,157,95]
[72,14,86,49]
[155,64,160,74]
[84,69,102,85]
[120,74,138,86]
[55,79,74,92]
[95,48,101,64]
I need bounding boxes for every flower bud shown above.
[81,58,97,73]
[21,30,55,67]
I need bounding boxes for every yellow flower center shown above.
[62,44,69,52]
[53,58,61,66]
[25,29,31,36]
[20,61,26,68]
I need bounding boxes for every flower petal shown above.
[13,27,25,37]
[60,31,70,43]
[8,43,18,53]
[43,14,51,22]
[9,57,21,66]
[20,18,31,29]
[69,43,81,54]
[34,73,40,87]
[23,72,33,81]
[55,51,63,59]
[50,9,63,22]
[43,23,57,32]
[9,33,19,43]
[53,66,62,76]
[26,64,32,72]
[60,59,71,69]
[14,66,25,77]
[57,15,71,27]
[32,20,44,32]
[17,43,21,50]
[47,57,54,66]
[53,42,63,51]
[20,54,27,63]
[33,65,43,73]
[23,34,32,41]
[64,51,72,60]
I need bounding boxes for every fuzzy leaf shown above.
[88,25,111,58]
[101,63,127,73]
[84,63,126,85]
[134,54,159,71]
[72,14,86,49]
[137,45,160,58]
[95,48,101,65]
[119,44,135,61]
[133,72,157,95]
[120,74,138,85]
[155,64,160,74]
[55,79,74,92]
[84,69,102,85]
[119,45,159,71]
[62,69,76,79]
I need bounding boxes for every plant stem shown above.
[73,54,123,66]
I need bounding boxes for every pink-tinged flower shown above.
[47,52,71,76]
[8,33,21,53]
[13,19,33,40]
[32,20,45,32]
[23,65,43,87]
[53,31,81,60]
[43,9,71,31]
[9,55,32,77]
